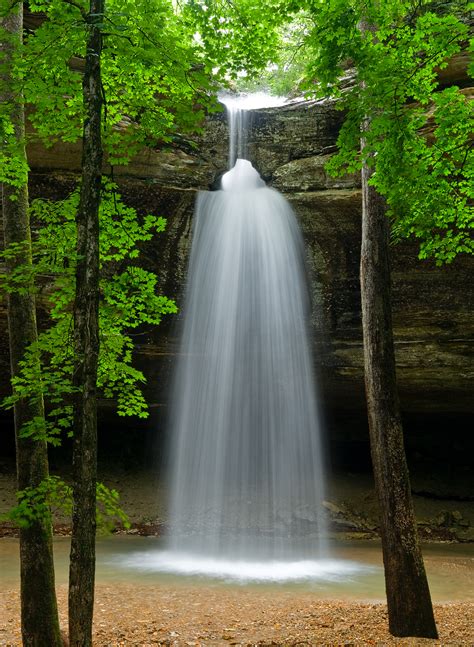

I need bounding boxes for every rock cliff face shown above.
[1,92,473,472]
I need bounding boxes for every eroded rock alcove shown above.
[0,91,472,495]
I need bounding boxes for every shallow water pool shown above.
[1,536,472,602]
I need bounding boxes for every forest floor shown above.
[0,583,473,646]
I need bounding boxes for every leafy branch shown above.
[2,476,131,532]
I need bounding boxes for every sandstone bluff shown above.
[0,88,472,483]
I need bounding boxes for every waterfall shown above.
[112,95,373,584]
[164,97,328,569]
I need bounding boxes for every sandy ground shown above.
[0,584,473,646]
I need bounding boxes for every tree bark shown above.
[360,158,438,638]
[68,2,104,645]
[0,5,62,647]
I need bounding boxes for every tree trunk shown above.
[68,2,104,645]
[360,158,438,638]
[0,5,62,647]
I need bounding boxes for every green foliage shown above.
[1,0,230,453]
[2,475,130,532]
[1,184,176,441]
[0,60,29,192]
[1,0,288,450]
[184,0,286,83]
[3,476,71,529]
[0,240,36,293]
[0,136,29,191]
[380,87,474,263]
[1,0,296,172]
[256,0,473,264]
[234,14,313,96]
[2,0,470,267]
[96,482,131,533]
[10,0,222,161]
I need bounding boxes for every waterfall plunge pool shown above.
[1,537,473,601]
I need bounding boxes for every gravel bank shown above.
[1,584,473,646]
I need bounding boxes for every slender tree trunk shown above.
[0,5,62,647]
[360,155,438,638]
[68,2,104,645]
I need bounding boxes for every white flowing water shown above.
[228,107,248,168]
[166,158,327,561]
[159,98,333,579]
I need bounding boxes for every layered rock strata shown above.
[0,78,472,471]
